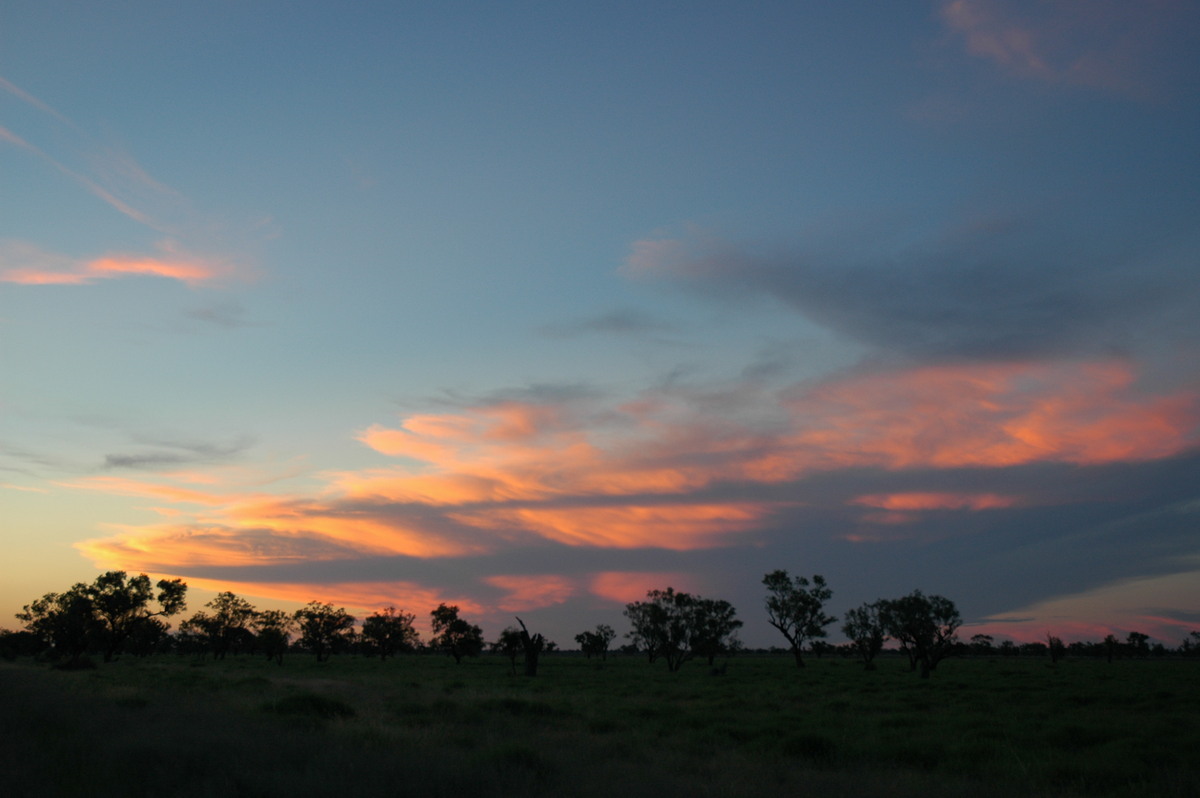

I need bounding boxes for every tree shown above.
[574,624,617,660]
[182,591,258,660]
[1126,631,1150,657]
[969,634,995,655]
[690,598,742,666]
[1046,633,1066,664]
[623,587,740,672]
[516,617,546,677]
[878,590,961,678]
[254,609,294,665]
[85,572,187,662]
[293,602,355,661]
[430,604,484,664]
[492,626,524,673]
[360,607,420,659]
[841,601,886,670]
[761,571,835,668]
[16,588,97,665]
[17,571,187,663]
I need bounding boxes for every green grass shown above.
[0,654,1196,797]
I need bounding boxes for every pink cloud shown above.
[69,356,1200,611]
[1,241,231,287]
[589,572,699,604]
[939,0,1187,97]
[484,575,577,612]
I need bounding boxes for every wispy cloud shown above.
[1,75,257,285]
[68,356,1200,632]
[939,0,1196,98]
[539,308,676,339]
[621,217,1200,361]
[0,240,234,287]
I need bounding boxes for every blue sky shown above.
[3,1,1199,648]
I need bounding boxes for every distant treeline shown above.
[4,570,1198,674]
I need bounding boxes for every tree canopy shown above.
[430,604,484,664]
[762,570,835,667]
[623,587,741,672]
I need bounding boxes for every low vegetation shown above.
[1,653,1196,797]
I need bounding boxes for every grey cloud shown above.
[640,216,1200,361]
[186,300,261,329]
[539,308,676,339]
[104,435,254,470]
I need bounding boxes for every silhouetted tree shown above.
[1103,633,1120,662]
[691,598,742,666]
[1046,633,1066,664]
[493,626,524,673]
[842,600,886,670]
[1126,631,1150,658]
[574,624,617,660]
[361,606,420,659]
[623,587,740,672]
[969,634,995,655]
[86,572,187,662]
[294,602,355,661]
[0,628,44,660]
[17,571,187,664]
[762,571,835,668]
[183,591,258,659]
[16,588,96,664]
[254,609,294,665]
[516,616,545,676]
[430,604,484,664]
[878,590,961,678]
[126,616,170,656]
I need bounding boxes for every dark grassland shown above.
[1,654,1196,797]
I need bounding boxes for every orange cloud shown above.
[67,356,1199,591]
[59,476,230,505]
[483,575,577,612]
[852,492,1018,512]
[451,503,773,550]
[1,245,229,286]
[589,572,698,604]
[776,360,1197,474]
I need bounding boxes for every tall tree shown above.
[761,571,835,668]
[574,624,617,660]
[623,587,740,672]
[691,598,743,666]
[841,600,886,670]
[254,609,295,665]
[430,604,484,664]
[18,572,187,663]
[360,606,420,659]
[492,626,524,673]
[878,590,961,678]
[183,591,258,659]
[293,602,355,662]
[16,588,97,664]
[87,572,187,662]
[516,616,545,677]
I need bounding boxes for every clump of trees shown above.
[430,604,484,664]
[623,587,742,672]
[575,624,616,660]
[361,606,420,659]
[16,571,187,664]
[8,569,1197,673]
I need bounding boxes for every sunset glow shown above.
[4,2,1198,647]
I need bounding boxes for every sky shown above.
[3,0,1199,649]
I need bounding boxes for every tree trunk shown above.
[792,646,805,668]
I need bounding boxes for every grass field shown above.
[1,653,1196,797]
